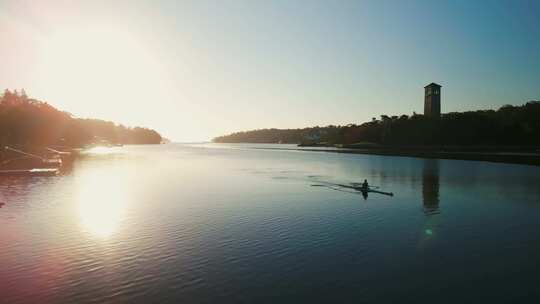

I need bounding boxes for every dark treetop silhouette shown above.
[0,89,162,148]
[213,101,540,147]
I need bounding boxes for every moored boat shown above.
[0,146,63,176]
[3,146,62,168]
[0,168,59,176]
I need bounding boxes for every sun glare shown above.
[77,169,129,238]
[34,26,171,125]
[85,146,122,155]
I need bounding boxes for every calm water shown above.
[1,144,540,303]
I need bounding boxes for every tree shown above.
[0,88,162,148]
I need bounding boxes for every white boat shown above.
[0,168,59,176]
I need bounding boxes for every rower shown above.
[361,179,369,190]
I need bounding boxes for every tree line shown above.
[0,89,162,148]
[213,101,540,147]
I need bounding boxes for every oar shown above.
[311,184,361,195]
[351,183,380,189]
[367,189,394,196]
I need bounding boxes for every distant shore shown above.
[212,102,540,165]
[255,143,540,166]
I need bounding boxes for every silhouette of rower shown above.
[361,179,369,190]
[359,179,369,200]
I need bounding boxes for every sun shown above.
[34,25,171,126]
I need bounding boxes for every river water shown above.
[1,143,539,303]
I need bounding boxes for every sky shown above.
[1,0,539,142]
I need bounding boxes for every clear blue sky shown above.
[1,0,539,141]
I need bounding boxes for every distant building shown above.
[424,83,441,117]
[303,129,326,142]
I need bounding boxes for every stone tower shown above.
[424,83,441,117]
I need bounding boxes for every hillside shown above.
[0,89,162,148]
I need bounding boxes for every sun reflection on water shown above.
[85,146,121,155]
[77,169,129,238]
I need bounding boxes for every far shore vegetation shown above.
[0,89,162,149]
[213,101,540,149]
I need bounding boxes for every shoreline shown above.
[241,144,540,166]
